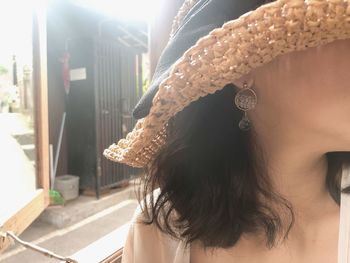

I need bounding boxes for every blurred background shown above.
[0,0,184,262]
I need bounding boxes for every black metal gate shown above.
[95,38,142,195]
[66,35,144,198]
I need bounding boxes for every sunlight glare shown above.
[75,0,163,22]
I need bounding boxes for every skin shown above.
[190,38,350,262]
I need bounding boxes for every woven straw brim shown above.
[104,0,350,168]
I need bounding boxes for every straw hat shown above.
[104,0,350,168]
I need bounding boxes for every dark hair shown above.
[136,83,350,249]
[136,1,350,250]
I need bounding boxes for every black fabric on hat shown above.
[132,0,264,119]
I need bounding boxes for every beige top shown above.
[122,165,350,263]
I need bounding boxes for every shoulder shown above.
[122,188,190,263]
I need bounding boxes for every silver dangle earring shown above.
[234,81,257,131]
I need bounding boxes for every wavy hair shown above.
[135,0,350,249]
[136,82,350,249]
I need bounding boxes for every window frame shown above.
[0,5,49,253]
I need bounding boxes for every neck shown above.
[251,119,338,223]
[249,120,341,247]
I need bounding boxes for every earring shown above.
[234,81,257,131]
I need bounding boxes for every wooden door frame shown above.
[0,5,49,253]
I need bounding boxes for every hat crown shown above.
[132,0,265,119]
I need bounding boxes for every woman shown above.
[104,0,350,262]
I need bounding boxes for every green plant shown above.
[49,190,65,206]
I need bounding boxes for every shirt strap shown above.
[338,164,350,263]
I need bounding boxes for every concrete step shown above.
[0,180,142,262]
[21,144,35,161]
[12,133,36,161]
[0,200,138,263]
[39,181,139,228]
[12,133,35,145]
